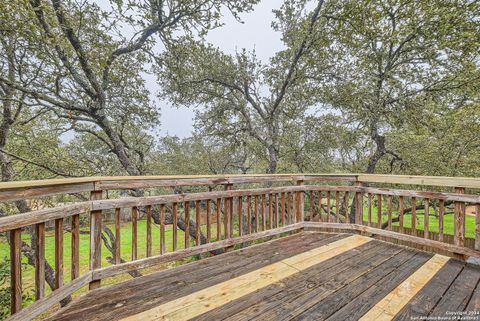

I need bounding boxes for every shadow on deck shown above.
[49,232,480,321]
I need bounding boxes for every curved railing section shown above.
[0,174,479,320]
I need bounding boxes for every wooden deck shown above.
[49,232,480,321]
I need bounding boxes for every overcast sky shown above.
[157,1,285,138]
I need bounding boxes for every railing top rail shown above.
[0,173,478,202]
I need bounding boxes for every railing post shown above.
[454,187,465,248]
[296,180,304,223]
[89,189,103,290]
[355,180,364,225]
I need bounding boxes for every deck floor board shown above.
[48,232,480,321]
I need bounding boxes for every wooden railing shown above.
[0,174,479,320]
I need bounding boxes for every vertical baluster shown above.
[114,208,121,264]
[146,205,152,257]
[286,193,292,225]
[412,197,417,235]
[238,196,243,236]
[225,184,233,239]
[71,214,80,279]
[475,204,480,251]
[318,191,323,222]
[254,195,259,232]
[268,193,273,229]
[262,194,267,230]
[424,199,429,239]
[335,191,340,223]
[438,200,444,243]
[377,194,382,229]
[89,190,102,290]
[296,180,304,222]
[326,191,331,222]
[10,228,22,314]
[281,192,286,225]
[399,196,404,234]
[367,193,372,226]
[160,204,166,254]
[35,223,45,300]
[344,191,350,224]
[387,195,393,230]
[185,201,190,248]
[309,191,314,221]
[131,207,138,260]
[454,187,466,247]
[195,200,201,246]
[173,202,178,251]
[55,218,64,290]
[206,200,211,243]
[275,193,279,228]
[355,182,364,224]
[247,195,252,234]
[216,198,221,240]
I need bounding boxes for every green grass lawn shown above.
[361,205,476,238]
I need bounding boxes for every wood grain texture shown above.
[10,228,22,314]
[358,254,450,321]
[114,208,121,264]
[35,223,45,300]
[71,215,80,280]
[50,232,340,321]
[119,235,370,321]
[55,218,64,290]
[131,206,138,260]
[454,187,466,247]
[160,204,166,255]
[146,206,152,257]
[89,190,103,290]
[91,224,304,280]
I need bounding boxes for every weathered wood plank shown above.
[195,241,393,321]
[357,254,449,321]
[455,187,466,247]
[424,199,429,239]
[215,198,221,240]
[291,250,430,321]
[160,204,165,255]
[429,264,480,317]
[10,228,22,314]
[9,272,92,321]
[296,180,304,222]
[398,196,404,233]
[206,200,211,242]
[89,190,102,290]
[335,191,340,223]
[131,206,138,260]
[55,218,64,290]
[172,202,178,251]
[71,215,80,279]
[146,205,152,257]
[53,232,338,321]
[35,223,45,300]
[114,208,121,264]
[377,194,382,229]
[195,200,201,246]
[119,236,370,321]
[412,197,417,234]
[91,224,304,280]
[392,260,464,320]
[184,202,190,248]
